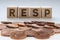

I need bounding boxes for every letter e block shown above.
[18,8,29,18]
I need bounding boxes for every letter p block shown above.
[42,7,52,18]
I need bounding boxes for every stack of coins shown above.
[0,21,60,39]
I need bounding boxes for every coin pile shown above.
[0,21,60,39]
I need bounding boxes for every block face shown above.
[42,8,52,18]
[30,8,41,18]
[7,7,18,18]
[18,8,29,18]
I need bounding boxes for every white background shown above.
[0,0,60,40]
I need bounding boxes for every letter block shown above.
[7,7,52,18]
[42,7,52,18]
[18,8,29,18]
[30,8,41,18]
[7,7,18,18]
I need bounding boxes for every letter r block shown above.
[18,8,29,18]
[30,8,41,18]
[7,7,18,18]
[42,7,52,18]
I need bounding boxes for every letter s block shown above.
[42,7,52,18]
[30,8,41,18]
[18,8,29,18]
[7,7,18,18]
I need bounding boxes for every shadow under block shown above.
[42,8,52,18]
[7,7,18,18]
[18,8,29,18]
[30,8,41,18]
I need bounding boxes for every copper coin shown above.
[10,30,27,39]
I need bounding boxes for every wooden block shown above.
[18,8,29,18]
[30,8,41,18]
[42,7,52,18]
[7,7,18,18]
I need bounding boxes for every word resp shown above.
[7,7,52,18]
